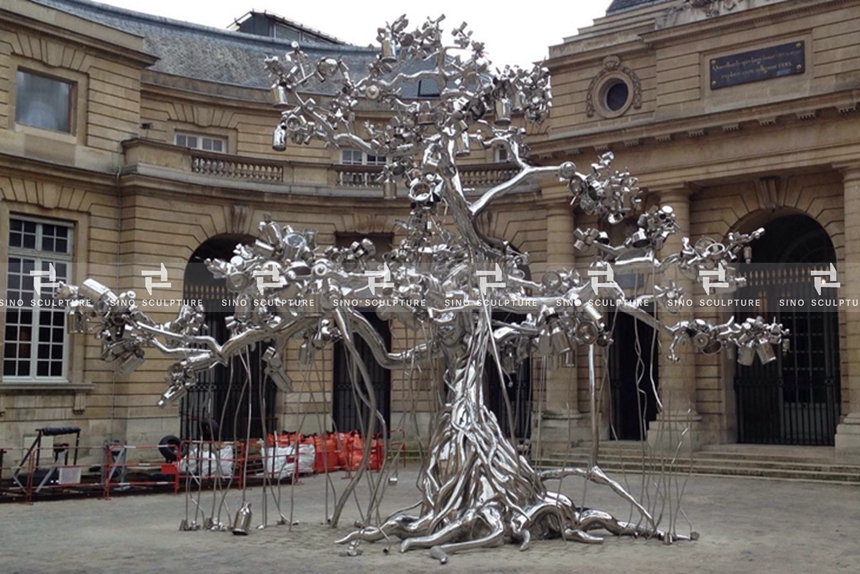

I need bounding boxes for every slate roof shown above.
[30,0,383,94]
[606,0,675,14]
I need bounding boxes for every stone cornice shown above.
[142,74,271,107]
[0,153,117,193]
[832,162,860,181]
[142,73,440,117]
[535,89,860,156]
[555,3,672,48]
[641,0,858,47]
[0,382,94,393]
[547,36,653,74]
[1,0,158,68]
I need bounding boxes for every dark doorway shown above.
[181,235,277,441]
[608,307,659,440]
[484,312,532,441]
[735,215,841,445]
[332,311,391,434]
[331,233,393,435]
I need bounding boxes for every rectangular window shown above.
[15,70,74,133]
[340,150,386,166]
[340,149,363,165]
[175,133,226,153]
[3,218,72,381]
[417,79,440,98]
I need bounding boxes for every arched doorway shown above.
[332,311,391,434]
[607,306,659,441]
[181,235,277,441]
[735,214,841,445]
[332,233,392,435]
[484,311,533,441]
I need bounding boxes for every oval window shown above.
[593,75,634,119]
[605,80,629,112]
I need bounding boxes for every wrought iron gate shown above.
[735,264,840,445]
[484,312,532,441]
[332,311,391,434]
[485,354,532,441]
[181,277,277,441]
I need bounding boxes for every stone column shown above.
[537,184,588,454]
[836,165,860,453]
[648,184,702,451]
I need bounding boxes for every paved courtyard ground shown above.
[1,465,857,574]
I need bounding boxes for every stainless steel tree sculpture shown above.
[58,16,787,560]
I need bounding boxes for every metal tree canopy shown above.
[59,15,787,561]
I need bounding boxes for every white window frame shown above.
[175,132,227,153]
[3,217,73,382]
[340,150,386,166]
[494,146,509,163]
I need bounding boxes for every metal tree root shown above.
[335,320,682,558]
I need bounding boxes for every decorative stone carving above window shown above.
[586,56,642,119]
[230,204,250,235]
[755,176,784,212]
[692,0,743,17]
[660,0,750,28]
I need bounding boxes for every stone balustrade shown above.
[122,139,522,193]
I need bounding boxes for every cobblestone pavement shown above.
[1,466,858,574]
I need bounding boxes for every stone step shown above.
[401,442,860,483]
[567,447,850,459]
[535,454,860,484]
[562,451,860,471]
[571,443,860,463]
[547,462,860,484]
[550,453,860,473]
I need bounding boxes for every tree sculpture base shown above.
[335,321,689,560]
[335,401,689,559]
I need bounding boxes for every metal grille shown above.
[332,311,391,434]
[735,377,840,445]
[485,356,532,441]
[735,263,841,445]
[484,312,532,441]
[181,281,277,441]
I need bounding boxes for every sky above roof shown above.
[92,0,611,68]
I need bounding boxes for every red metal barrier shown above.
[102,443,180,499]
[1,430,408,504]
[2,442,90,504]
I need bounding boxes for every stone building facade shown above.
[2,0,859,467]
[540,0,860,454]
[0,0,543,461]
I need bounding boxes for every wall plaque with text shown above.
[710,41,805,90]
